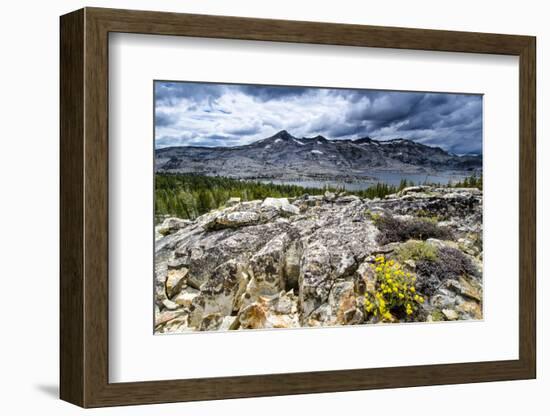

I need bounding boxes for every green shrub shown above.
[430,309,445,322]
[395,240,438,263]
[414,209,443,222]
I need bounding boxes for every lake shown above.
[258,171,475,191]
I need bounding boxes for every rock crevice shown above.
[155,188,483,333]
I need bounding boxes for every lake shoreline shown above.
[251,169,481,189]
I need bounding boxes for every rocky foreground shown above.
[154,186,483,333]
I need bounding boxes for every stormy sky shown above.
[155,81,482,155]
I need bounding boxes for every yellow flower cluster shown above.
[364,255,424,322]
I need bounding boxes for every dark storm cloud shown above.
[155,81,482,154]
[154,81,225,106]
[238,85,310,101]
[325,123,367,138]
[155,82,308,105]
[155,112,179,128]
[345,92,425,125]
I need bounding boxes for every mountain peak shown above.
[311,135,327,141]
[156,130,482,176]
[271,130,294,140]
[354,137,372,144]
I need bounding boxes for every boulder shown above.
[158,315,189,334]
[298,242,333,318]
[245,233,289,299]
[189,259,248,327]
[226,197,241,207]
[442,309,459,321]
[173,287,200,308]
[261,197,300,216]
[174,224,285,289]
[271,290,299,315]
[323,191,336,202]
[328,281,363,325]
[157,217,192,236]
[457,275,482,301]
[398,185,431,196]
[456,299,482,320]
[205,211,260,230]
[161,299,180,310]
[155,309,188,331]
[238,291,300,329]
[335,195,360,204]
[355,261,376,295]
[165,268,188,298]
[238,302,267,329]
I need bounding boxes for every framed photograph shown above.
[60,7,536,407]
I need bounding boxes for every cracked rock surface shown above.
[154,187,483,333]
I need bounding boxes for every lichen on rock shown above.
[154,188,483,333]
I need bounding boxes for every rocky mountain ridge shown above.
[155,130,482,181]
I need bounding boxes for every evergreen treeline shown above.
[155,174,483,221]
[155,174,414,221]
[452,173,483,190]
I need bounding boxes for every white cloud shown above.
[154,82,483,154]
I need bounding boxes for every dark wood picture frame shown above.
[60,7,536,408]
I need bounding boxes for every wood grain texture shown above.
[59,8,84,406]
[88,7,532,54]
[59,7,537,408]
[518,38,537,376]
[83,10,110,406]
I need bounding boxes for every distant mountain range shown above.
[155,130,482,181]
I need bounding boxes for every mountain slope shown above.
[155,130,481,181]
